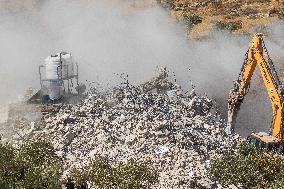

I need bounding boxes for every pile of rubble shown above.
[1,69,240,188]
[31,70,238,188]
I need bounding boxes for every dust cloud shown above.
[0,0,283,137]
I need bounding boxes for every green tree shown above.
[17,140,63,189]
[0,144,18,188]
[270,177,284,189]
[71,156,159,189]
[182,13,202,29]
[113,159,159,189]
[209,142,284,189]
[88,157,113,188]
[215,21,242,32]
[0,140,63,189]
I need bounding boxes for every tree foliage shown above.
[215,21,242,32]
[0,144,18,188]
[182,13,202,29]
[0,140,63,189]
[71,156,159,189]
[209,142,284,189]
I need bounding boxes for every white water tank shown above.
[44,55,62,100]
[43,52,75,100]
[60,52,74,79]
[45,52,74,80]
[45,55,61,80]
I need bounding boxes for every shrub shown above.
[0,140,158,188]
[0,144,18,188]
[71,156,159,189]
[88,157,113,188]
[182,13,202,29]
[17,140,63,189]
[209,142,284,189]
[270,177,284,189]
[278,9,284,19]
[215,21,242,32]
[69,165,90,187]
[113,159,159,189]
[0,140,63,189]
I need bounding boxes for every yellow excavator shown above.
[226,33,284,151]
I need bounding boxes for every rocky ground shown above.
[161,0,284,36]
[0,69,240,188]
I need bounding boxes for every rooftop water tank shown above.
[37,52,78,101]
[44,55,62,100]
[60,52,74,79]
[45,55,61,80]
[45,52,74,80]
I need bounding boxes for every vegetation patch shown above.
[0,140,158,189]
[215,21,242,32]
[0,140,63,189]
[182,13,203,29]
[209,142,284,189]
[278,8,284,19]
[71,157,159,189]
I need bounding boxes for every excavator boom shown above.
[226,34,284,144]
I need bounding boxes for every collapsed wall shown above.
[0,70,240,188]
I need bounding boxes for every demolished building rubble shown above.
[0,69,240,188]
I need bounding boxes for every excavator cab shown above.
[247,132,280,151]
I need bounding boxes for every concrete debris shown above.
[0,71,240,188]
[0,103,43,143]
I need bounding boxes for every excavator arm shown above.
[226,34,284,142]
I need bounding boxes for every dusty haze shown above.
[0,0,284,136]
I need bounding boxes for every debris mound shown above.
[1,69,240,188]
